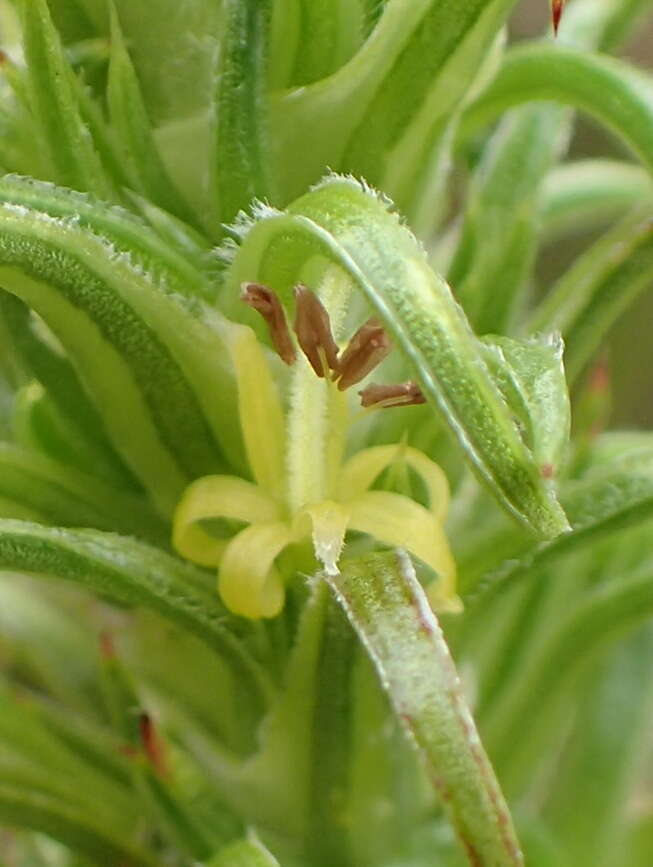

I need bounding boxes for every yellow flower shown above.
[172,273,459,619]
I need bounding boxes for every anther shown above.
[139,712,165,776]
[335,318,392,391]
[293,285,340,378]
[359,381,426,409]
[241,282,296,365]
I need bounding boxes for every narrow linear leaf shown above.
[527,211,653,384]
[0,442,165,543]
[461,45,653,175]
[212,0,274,225]
[0,520,273,711]
[0,784,155,867]
[207,837,280,867]
[539,160,652,241]
[449,105,566,334]
[0,174,214,301]
[0,200,246,513]
[225,176,568,538]
[486,561,653,791]
[107,5,197,227]
[18,0,114,198]
[326,550,523,867]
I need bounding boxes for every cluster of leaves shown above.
[0,0,652,865]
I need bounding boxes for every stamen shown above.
[241,282,296,365]
[359,381,426,409]
[551,0,564,34]
[335,318,392,391]
[139,712,166,776]
[293,285,340,378]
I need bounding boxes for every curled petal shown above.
[298,500,351,575]
[338,444,450,521]
[219,521,293,618]
[173,475,281,566]
[348,490,459,610]
[227,324,286,497]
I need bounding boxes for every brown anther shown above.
[241,282,296,365]
[359,381,426,409]
[293,285,339,377]
[139,712,165,776]
[335,318,392,391]
[551,0,564,34]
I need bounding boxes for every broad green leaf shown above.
[0,199,246,513]
[527,211,653,384]
[539,160,652,241]
[273,0,514,213]
[212,0,274,225]
[207,837,280,867]
[0,520,273,712]
[326,550,523,866]
[107,4,197,227]
[18,0,114,198]
[269,0,365,89]
[224,176,569,539]
[461,45,653,176]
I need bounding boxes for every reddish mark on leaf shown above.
[99,629,115,660]
[139,712,166,776]
[540,463,554,479]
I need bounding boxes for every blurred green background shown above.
[512,1,653,427]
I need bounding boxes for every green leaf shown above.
[0,520,273,712]
[0,784,155,867]
[107,4,197,227]
[0,197,245,513]
[461,45,653,176]
[18,0,115,198]
[0,442,165,543]
[206,837,280,867]
[0,174,213,301]
[481,332,570,477]
[273,0,513,213]
[326,550,523,866]
[225,176,569,539]
[527,210,653,384]
[212,0,274,225]
[449,105,565,333]
[539,160,652,242]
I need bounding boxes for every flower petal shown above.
[173,475,281,567]
[299,500,351,575]
[218,521,293,619]
[338,444,450,520]
[348,490,459,610]
[227,323,286,498]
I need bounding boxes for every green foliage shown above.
[0,0,652,865]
